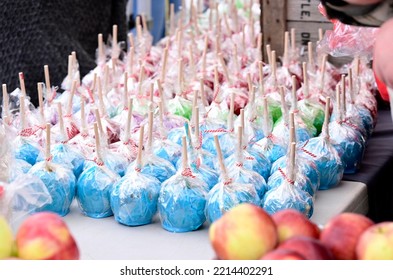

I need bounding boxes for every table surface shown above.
[64,180,367,260]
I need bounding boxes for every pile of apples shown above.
[210,203,393,260]
[0,212,79,260]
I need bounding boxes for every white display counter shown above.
[63,180,367,260]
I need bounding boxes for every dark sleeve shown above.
[320,0,391,27]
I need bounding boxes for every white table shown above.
[64,180,368,260]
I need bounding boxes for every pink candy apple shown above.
[209,203,278,260]
[320,212,374,260]
[356,222,393,260]
[272,209,320,243]
[16,212,79,260]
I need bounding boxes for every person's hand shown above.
[373,18,393,89]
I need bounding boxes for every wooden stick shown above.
[45,123,51,171]
[161,47,169,82]
[20,95,26,130]
[57,102,66,139]
[302,62,309,98]
[37,82,45,122]
[214,135,228,180]
[80,96,87,132]
[67,55,73,89]
[289,111,296,144]
[237,125,244,161]
[123,72,128,108]
[234,43,240,73]
[128,46,134,75]
[128,33,134,50]
[148,110,154,150]
[93,122,102,161]
[91,72,97,94]
[240,109,245,134]
[192,89,199,110]
[223,13,231,35]
[247,73,253,102]
[318,28,323,41]
[199,79,208,108]
[98,33,104,63]
[94,108,104,137]
[218,53,230,84]
[291,28,296,52]
[2,84,9,120]
[288,142,296,183]
[308,42,314,71]
[103,64,109,95]
[322,97,331,137]
[18,72,26,97]
[182,136,189,170]
[169,3,175,36]
[97,78,107,116]
[291,75,298,110]
[67,80,77,116]
[136,16,143,42]
[44,65,51,99]
[258,61,264,96]
[256,33,263,61]
[266,44,272,65]
[125,98,133,142]
[157,79,166,111]
[271,50,277,86]
[283,31,289,66]
[136,125,144,168]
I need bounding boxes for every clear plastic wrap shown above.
[227,163,267,200]
[271,154,320,193]
[300,137,344,190]
[205,179,260,224]
[158,169,209,232]
[328,120,366,175]
[76,163,120,218]
[224,146,271,182]
[252,135,287,164]
[262,180,314,218]
[0,174,52,228]
[167,95,193,120]
[153,138,182,166]
[13,135,41,166]
[267,167,316,197]
[127,151,176,183]
[84,149,128,177]
[36,143,85,179]
[110,169,161,226]
[28,161,76,216]
[0,121,11,182]
[9,159,32,182]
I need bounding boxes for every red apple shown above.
[320,212,374,260]
[356,222,393,260]
[272,209,320,243]
[15,212,79,260]
[278,236,334,260]
[261,248,306,260]
[209,203,278,260]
